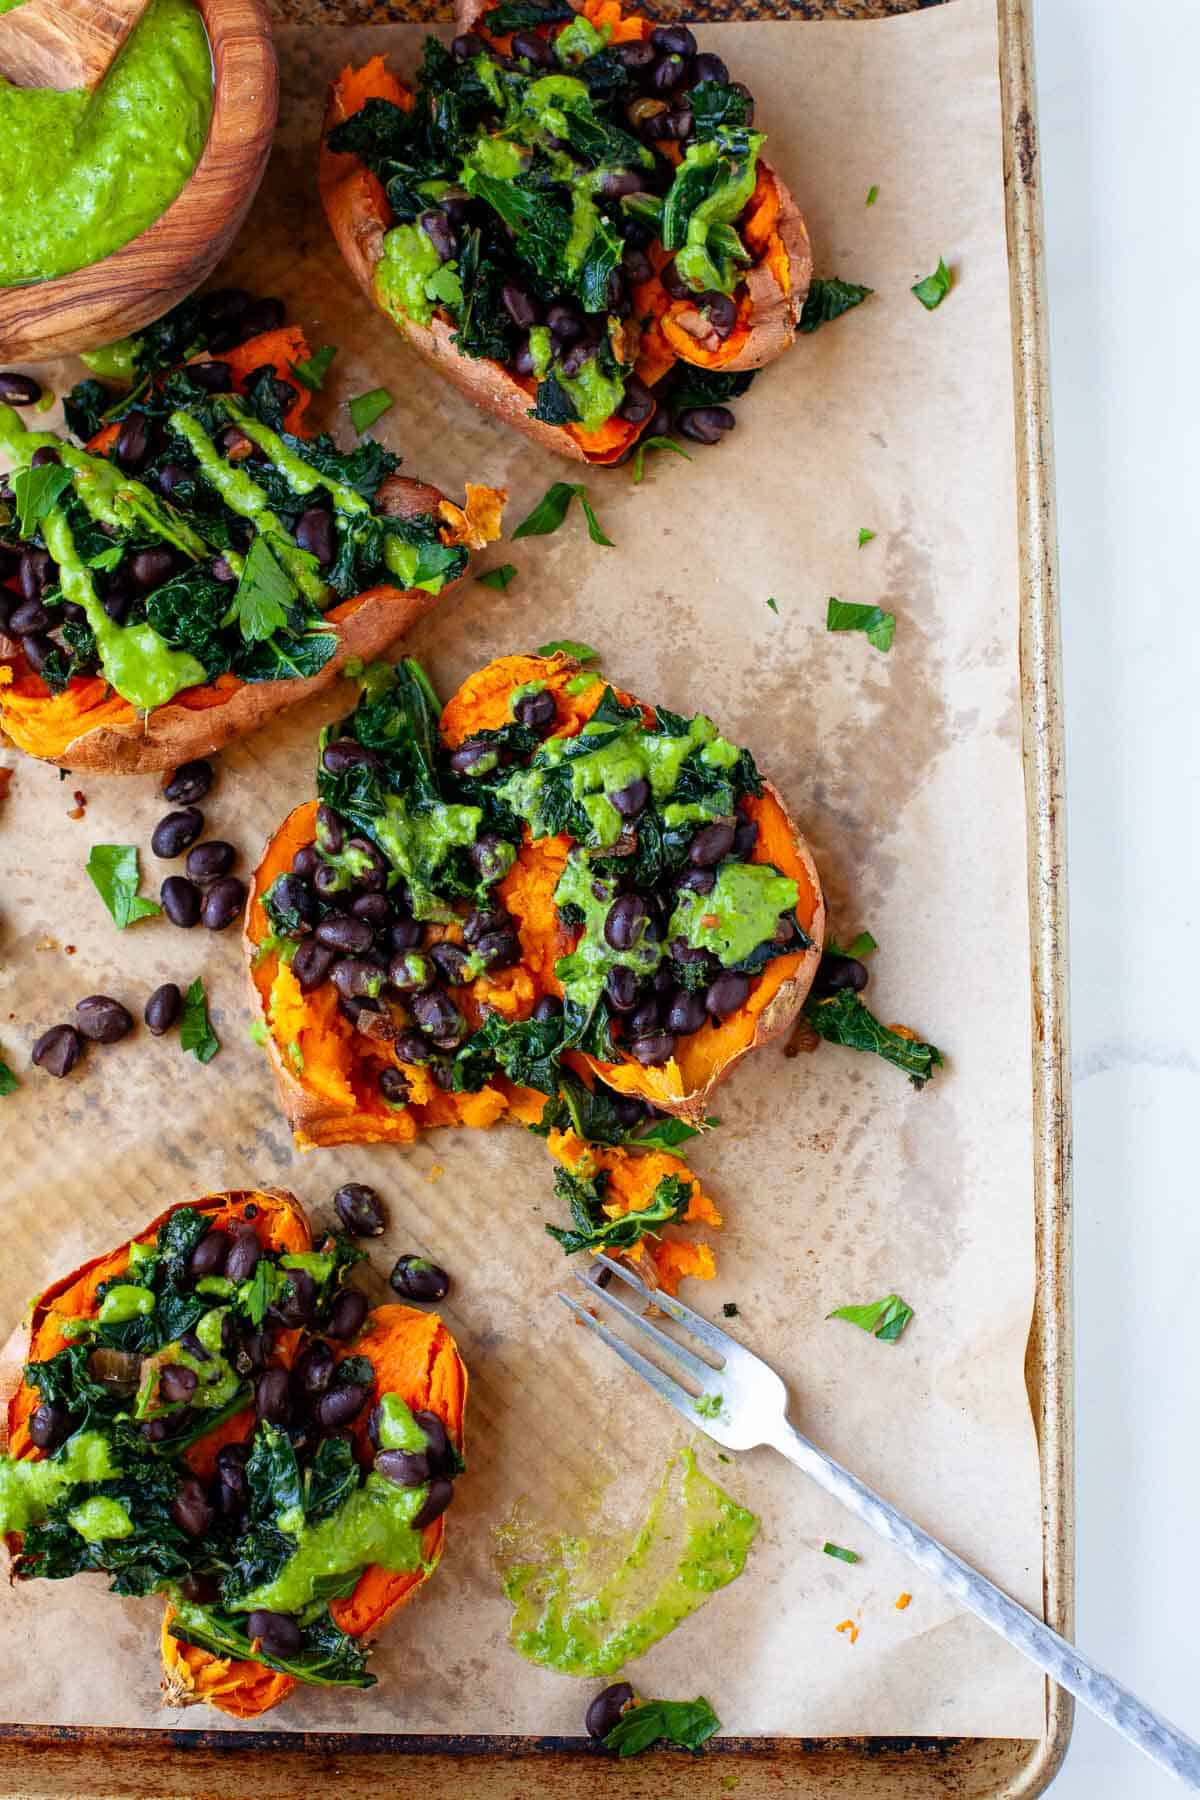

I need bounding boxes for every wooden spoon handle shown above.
[0,0,151,92]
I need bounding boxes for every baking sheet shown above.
[0,0,1046,1739]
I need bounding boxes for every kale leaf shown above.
[802,987,943,1087]
[62,378,111,442]
[170,1603,376,1689]
[797,277,874,334]
[546,1167,695,1255]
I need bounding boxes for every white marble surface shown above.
[1033,0,1200,1792]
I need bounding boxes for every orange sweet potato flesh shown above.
[161,1301,468,1718]
[318,1,811,464]
[0,331,503,772]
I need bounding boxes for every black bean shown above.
[468,832,516,886]
[451,31,485,58]
[586,1681,635,1739]
[547,303,585,343]
[598,169,647,201]
[388,949,432,993]
[351,893,390,928]
[660,257,692,302]
[333,1182,387,1237]
[419,208,459,263]
[238,296,286,337]
[700,291,738,339]
[210,553,237,582]
[293,1339,335,1398]
[559,337,598,379]
[235,1327,272,1376]
[336,958,389,1003]
[152,807,204,859]
[652,106,693,141]
[275,1269,317,1328]
[609,1092,648,1129]
[511,26,555,66]
[295,505,335,566]
[287,846,317,883]
[448,738,501,777]
[322,738,380,777]
[627,996,661,1038]
[199,286,250,329]
[160,1362,199,1406]
[31,1024,82,1077]
[394,1030,434,1065]
[30,445,59,468]
[676,866,716,896]
[532,994,563,1023]
[375,1448,431,1488]
[513,686,557,732]
[512,337,537,377]
[316,1382,368,1432]
[677,405,737,445]
[651,52,689,92]
[201,876,247,931]
[312,807,344,860]
[225,1224,261,1286]
[18,549,50,600]
[431,942,473,985]
[115,413,150,472]
[473,929,520,971]
[605,893,647,950]
[629,1031,676,1065]
[379,1065,410,1104]
[186,360,235,398]
[610,775,650,818]
[246,1610,303,1658]
[665,989,707,1036]
[144,982,183,1035]
[812,952,870,997]
[20,633,55,675]
[59,600,88,623]
[691,50,730,84]
[390,1254,451,1303]
[327,1287,370,1341]
[689,819,736,866]
[271,872,319,929]
[411,1477,455,1531]
[438,187,474,224]
[671,939,720,975]
[156,461,193,496]
[615,39,656,69]
[185,840,236,885]
[218,424,254,459]
[171,1477,214,1538]
[621,246,654,288]
[605,965,640,1012]
[9,598,52,634]
[140,1417,169,1443]
[706,971,750,1018]
[606,268,630,314]
[459,907,503,947]
[188,1227,231,1278]
[651,22,697,56]
[385,917,421,956]
[409,989,465,1047]
[346,837,388,892]
[313,914,372,955]
[216,1443,250,1515]
[0,371,42,406]
[28,1402,72,1450]
[732,816,759,858]
[288,941,334,1001]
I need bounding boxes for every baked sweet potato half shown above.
[0,291,504,771]
[0,1189,468,1717]
[319,0,811,464]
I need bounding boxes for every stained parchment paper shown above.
[0,0,1046,1738]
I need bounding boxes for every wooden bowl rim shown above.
[0,0,277,309]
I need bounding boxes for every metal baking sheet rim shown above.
[0,0,1073,1793]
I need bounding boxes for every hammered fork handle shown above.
[773,1420,1200,1789]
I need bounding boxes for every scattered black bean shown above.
[185,840,236,884]
[732,816,759,858]
[586,1681,635,1739]
[187,358,234,393]
[605,892,647,951]
[31,1023,82,1077]
[473,928,520,971]
[388,916,423,954]
[333,1182,387,1237]
[293,1339,335,1399]
[652,105,694,141]
[394,1029,434,1065]
[346,837,387,891]
[29,445,59,468]
[151,807,204,859]
[411,1477,455,1531]
[225,1224,261,1286]
[28,1402,72,1450]
[419,208,459,262]
[188,1227,231,1278]
[327,1287,369,1341]
[609,1092,648,1129]
[468,833,514,885]
[511,26,555,67]
[389,1254,450,1303]
[614,39,656,69]
[144,982,183,1035]
[691,50,730,84]
[388,949,432,993]
[215,1443,250,1515]
[114,413,150,472]
[19,633,55,674]
[651,22,697,55]
[451,31,485,58]
[651,52,689,92]
[100,582,134,624]
[160,1363,199,1406]
[610,775,650,817]
[448,737,500,776]
[430,942,473,985]
[605,965,640,1012]
[161,877,202,932]
[246,1609,303,1658]
[156,461,193,496]
[688,819,736,867]
[665,990,707,1036]
[291,844,319,880]
[547,302,585,343]
[379,1065,410,1104]
[238,297,286,338]
[532,994,563,1023]
[315,914,373,955]
[0,371,41,406]
[9,598,51,634]
[315,1382,368,1432]
[676,865,716,895]
[295,506,335,566]
[513,687,557,732]
[409,988,466,1047]
[375,1448,431,1488]
[275,1269,317,1329]
[171,1477,214,1538]
[271,872,319,929]
[706,970,750,1018]
[351,892,390,927]
[812,952,869,996]
[322,738,380,777]
[677,405,736,445]
[70,993,133,1046]
[559,337,598,379]
[200,876,247,931]
[629,1031,676,1065]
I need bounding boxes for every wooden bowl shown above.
[0,0,277,363]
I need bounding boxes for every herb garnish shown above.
[630,436,693,484]
[289,345,339,391]
[602,1696,721,1757]
[857,527,876,549]
[797,278,874,334]
[866,184,879,206]
[0,1053,18,1096]
[180,978,220,1063]
[912,258,953,310]
[476,563,518,591]
[803,988,942,1087]
[828,930,878,960]
[766,596,779,614]
[825,597,895,653]
[828,1293,913,1343]
[512,482,613,546]
[348,387,395,434]
[86,843,162,928]
[823,1542,860,1563]
[229,536,297,642]
[12,462,72,537]
[535,638,599,661]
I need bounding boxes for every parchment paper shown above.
[0,0,1046,1738]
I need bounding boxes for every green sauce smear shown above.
[500,1447,758,1676]
[0,1431,120,1537]
[0,0,214,285]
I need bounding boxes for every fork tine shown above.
[558,1292,699,1425]
[589,1252,739,1355]
[571,1265,720,1387]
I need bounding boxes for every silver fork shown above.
[561,1253,1200,1790]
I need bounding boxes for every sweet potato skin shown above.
[319,2,811,464]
